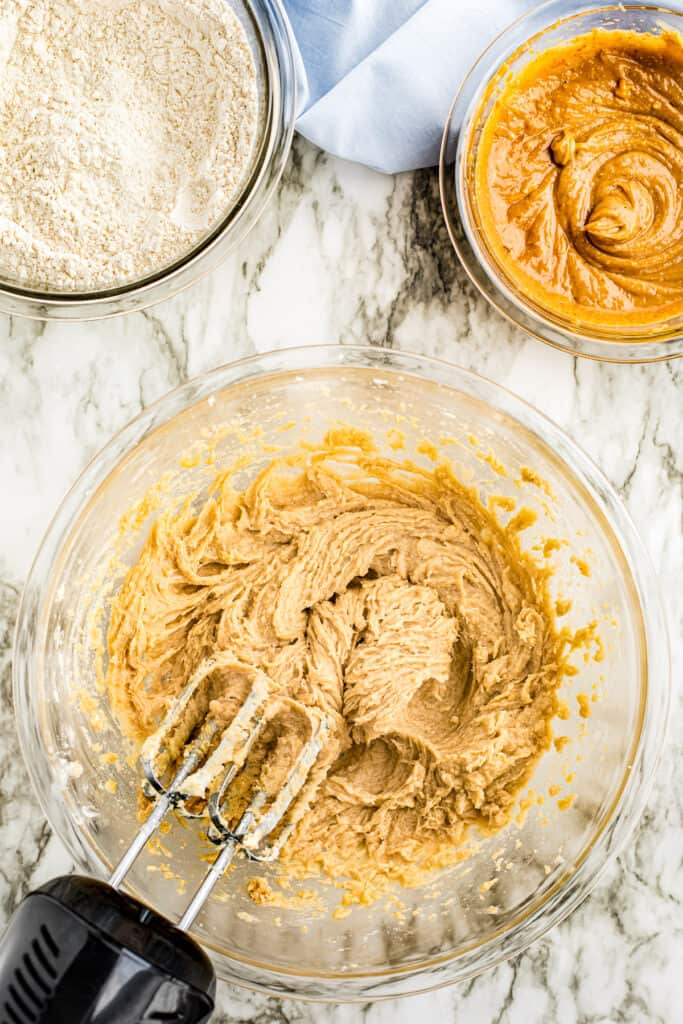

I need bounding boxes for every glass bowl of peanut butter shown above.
[441,1,683,361]
[14,346,669,999]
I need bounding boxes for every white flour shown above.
[0,0,260,292]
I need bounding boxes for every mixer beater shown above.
[0,653,329,1023]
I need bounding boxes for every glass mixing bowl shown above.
[0,0,296,322]
[440,1,683,363]
[14,346,669,1000]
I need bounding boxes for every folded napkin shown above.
[282,0,529,173]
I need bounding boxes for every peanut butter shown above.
[475,30,683,330]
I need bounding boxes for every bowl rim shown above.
[440,0,683,364]
[12,344,671,1000]
[0,0,297,322]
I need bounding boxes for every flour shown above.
[0,0,260,292]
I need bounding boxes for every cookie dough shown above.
[107,435,562,890]
[475,30,683,330]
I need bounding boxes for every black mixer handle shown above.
[0,876,215,1023]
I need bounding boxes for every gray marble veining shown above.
[0,138,680,1023]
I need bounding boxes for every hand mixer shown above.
[0,655,329,1024]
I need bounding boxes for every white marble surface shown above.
[0,139,681,1022]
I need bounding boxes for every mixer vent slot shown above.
[2,926,59,1024]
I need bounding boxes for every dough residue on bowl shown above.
[106,428,570,901]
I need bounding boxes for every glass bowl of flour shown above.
[0,0,296,320]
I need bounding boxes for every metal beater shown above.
[110,652,330,930]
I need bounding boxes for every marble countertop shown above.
[0,139,680,1023]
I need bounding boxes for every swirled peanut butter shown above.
[106,433,564,895]
[475,30,683,330]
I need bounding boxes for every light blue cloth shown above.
[282,0,529,174]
